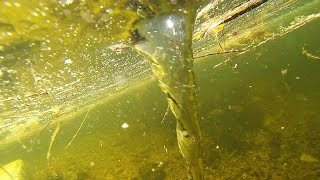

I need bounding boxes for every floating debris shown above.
[281,69,288,76]
[302,47,320,61]
[107,43,129,55]
[300,153,319,162]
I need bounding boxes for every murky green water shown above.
[0,11,319,179]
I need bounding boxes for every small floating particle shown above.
[121,122,129,129]
[13,2,21,7]
[58,0,74,6]
[64,58,72,64]
[158,161,163,167]
[90,162,95,166]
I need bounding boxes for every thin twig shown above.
[64,108,91,149]
[194,49,245,59]
[47,122,61,176]
[40,120,53,134]
[161,105,170,124]
[213,30,238,73]
[213,54,242,68]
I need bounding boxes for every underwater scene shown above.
[0,0,320,179]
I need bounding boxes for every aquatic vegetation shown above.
[134,12,204,179]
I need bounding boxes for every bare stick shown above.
[47,122,61,176]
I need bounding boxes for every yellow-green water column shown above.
[132,0,204,179]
